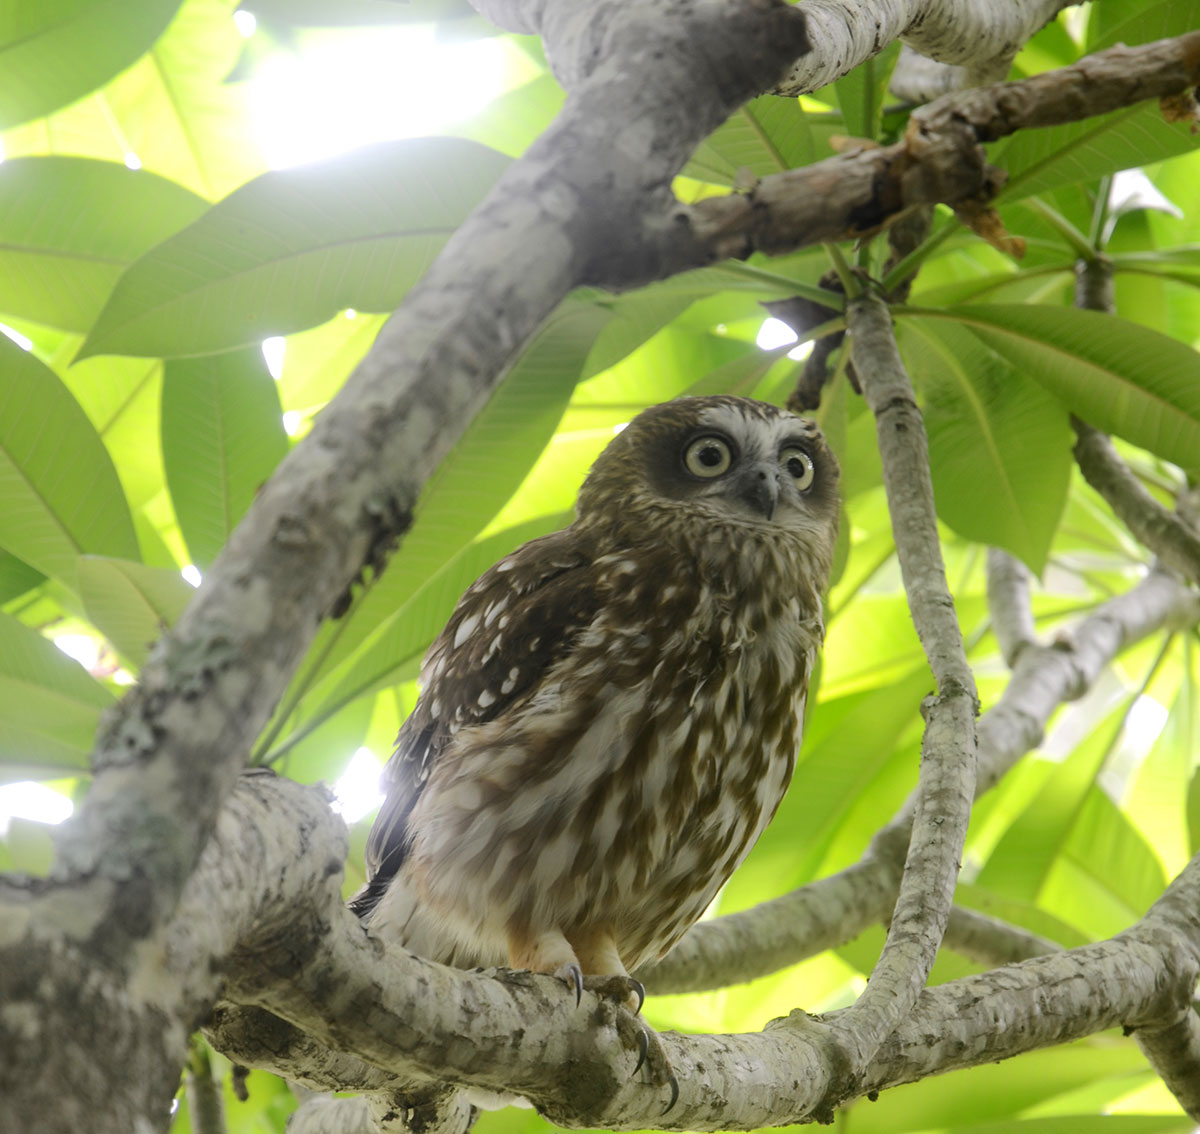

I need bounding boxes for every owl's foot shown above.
[581,973,645,1014]
[614,1008,679,1113]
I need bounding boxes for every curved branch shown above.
[695,33,1200,259]
[196,777,1200,1129]
[817,290,977,1084]
[772,0,1069,96]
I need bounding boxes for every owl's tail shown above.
[350,873,502,970]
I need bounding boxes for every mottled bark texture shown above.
[4,2,1200,1132]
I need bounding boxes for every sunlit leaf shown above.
[0,336,139,587]
[0,609,110,779]
[917,304,1200,475]
[82,138,511,358]
[77,555,193,667]
[0,157,207,331]
[0,0,182,130]
[160,347,288,568]
[899,316,1071,572]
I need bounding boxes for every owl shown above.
[352,395,839,1011]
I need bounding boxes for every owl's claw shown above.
[581,973,645,1014]
[555,962,583,1007]
[611,1000,679,1114]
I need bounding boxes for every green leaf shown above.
[898,316,1071,572]
[0,0,183,130]
[161,347,288,569]
[0,336,140,587]
[684,94,836,184]
[77,555,193,668]
[833,41,900,141]
[976,705,1125,901]
[1063,787,1167,917]
[0,552,45,604]
[0,157,207,332]
[81,137,512,358]
[913,304,1200,475]
[994,101,1200,202]
[0,609,111,780]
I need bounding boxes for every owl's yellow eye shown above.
[781,447,815,490]
[684,436,732,478]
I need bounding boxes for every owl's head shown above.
[577,396,839,548]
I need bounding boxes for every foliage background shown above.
[1,1,1199,1130]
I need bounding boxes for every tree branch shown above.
[693,33,1200,259]
[771,0,1070,96]
[802,289,977,1090]
[986,548,1039,666]
[193,777,1200,1128]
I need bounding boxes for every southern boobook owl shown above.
[352,395,839,1004]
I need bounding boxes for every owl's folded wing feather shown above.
[350,526,603,917]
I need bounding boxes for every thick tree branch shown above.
[194,777,1200,1128]
[692,33,1200,259]
[773,0,1070,97]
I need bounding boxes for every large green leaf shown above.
[976,704,1125,902]
[0,157,206,332]
[0,552,44,604]
[77,555,193,668]
[898,316,1071,572]
[0,336,139,587]
[913,304,1200,475]
[0,609,111,781]
[994,101,1200,202]
[684,94,838,185]
[0,0,183,130]
[160,347,288,568]
[81,137,512,358]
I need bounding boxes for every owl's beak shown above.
[738,465,780,520]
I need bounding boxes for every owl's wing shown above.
[351,526,602,916]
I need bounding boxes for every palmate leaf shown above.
[0,0,182,130]
[161,347,288,569]
[907,304,1200,475]
[81,137,511,359]
[0,157,207,332]
[0,609,111,782]
[898,316,1071,573]
[0,336,139,588]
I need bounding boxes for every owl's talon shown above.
[615,1009,678,1113]
[581,973,644,1014]
[555,962,583,1007]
